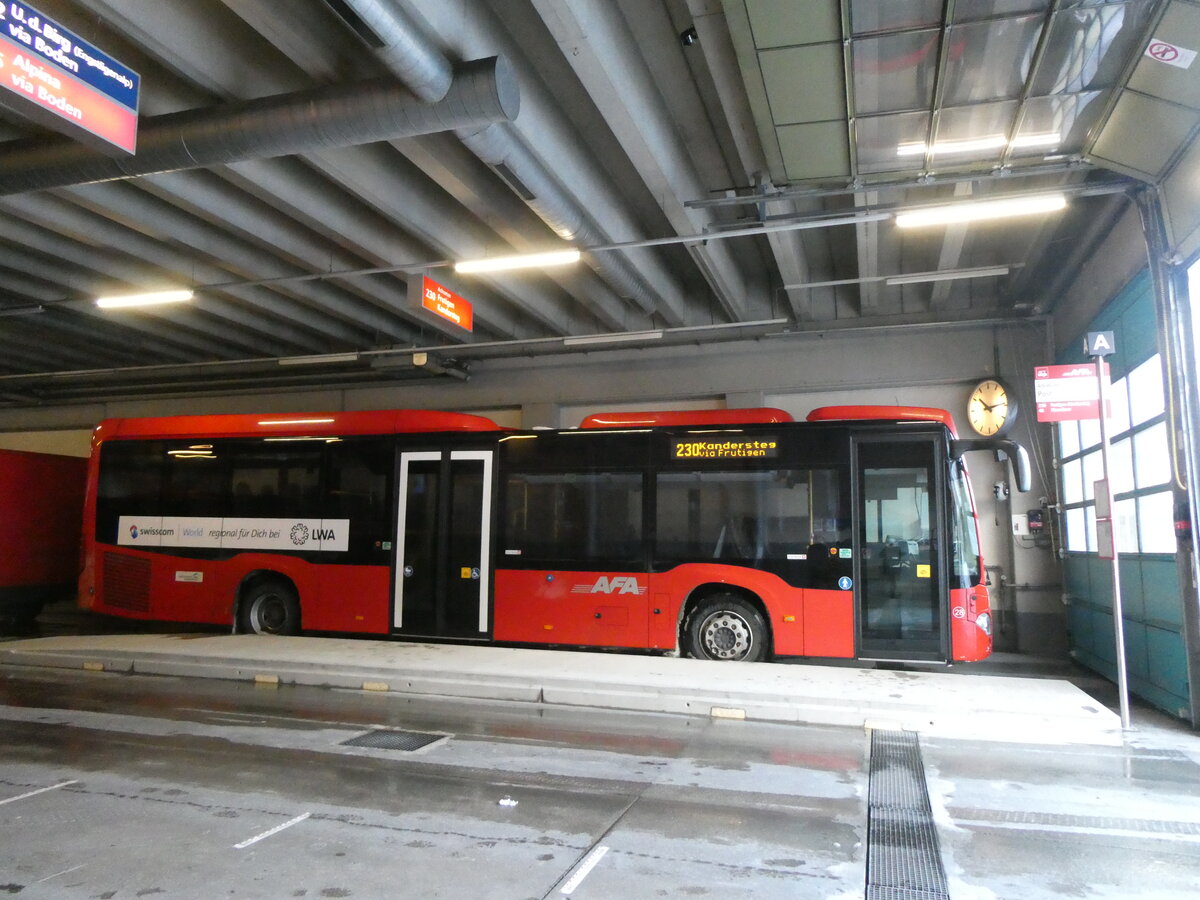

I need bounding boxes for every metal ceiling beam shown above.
[0,203,339,353]
[546,0,763,321]
[372,0,702,327]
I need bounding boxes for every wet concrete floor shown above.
[2,605,1199,897]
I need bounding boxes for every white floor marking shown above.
[233,812,312,849]
[0,780,78,806]
[560,845,609,895]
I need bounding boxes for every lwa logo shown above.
[571,576,645,595]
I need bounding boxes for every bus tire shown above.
[683,593,769,662]
[239,578,301,636]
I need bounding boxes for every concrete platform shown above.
[0,633,1122,746]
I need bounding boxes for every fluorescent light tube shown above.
[455,249,581,273]
[895,194,1066,228]
[885,266,1010,286]
[96,289,194,308]
[563,330,664,346]
[277,353,359,366]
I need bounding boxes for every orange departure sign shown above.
[420,276,473,332]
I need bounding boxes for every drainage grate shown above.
[340,729,444,752]
[866,730,949,900]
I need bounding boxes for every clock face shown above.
[967,379,1014,436]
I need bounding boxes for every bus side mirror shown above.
[951,438,1032,494]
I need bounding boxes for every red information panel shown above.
[1034,363,1109,422]
[421,276,473,332]
[0,0,139,155]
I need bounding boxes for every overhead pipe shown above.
[0,56,518,195]
[345,0,695,327]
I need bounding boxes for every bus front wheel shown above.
[239,578,301,636]
[683,593,768,662]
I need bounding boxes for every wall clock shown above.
[967,378,1016,437]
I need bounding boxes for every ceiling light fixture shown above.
[0,304,45,317]
[454,249,581,274]
[895,193,1067,228]
[277,352,360,366]
[563,330,664,347]
[885,265,1010,285]
[95,289,194,309]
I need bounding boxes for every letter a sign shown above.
[1085,331,1115,357]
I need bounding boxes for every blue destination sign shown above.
[1,1,138,111]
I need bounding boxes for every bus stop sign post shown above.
[1087,331,1132,731]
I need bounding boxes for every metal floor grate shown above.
[340,729,444,752]
[866,730,949,900]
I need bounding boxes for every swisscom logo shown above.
[129,524,139,539]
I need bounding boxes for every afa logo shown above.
[571,575,645,595]
[129,524,139,539]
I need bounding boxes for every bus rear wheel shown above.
[239,578,301,636]
[684,593,768,662]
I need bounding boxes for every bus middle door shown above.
[393,449,494,640]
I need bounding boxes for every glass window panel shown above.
[943,16,1046,105]
[1032,3,1154,95]
[1009,91,1104,159]
[1059,421,1080,457]
[1134,422,1170,489]
[1128,354,1164,426]
[856,111,932,173]
[1079,416,1100,450]
[852,0,942,35]
[1110,438,1134,495]
[1061,457,1084,504]
[852,31,938,114]
[1138,491,1176,554]
[930,101,1018,165]
[162,444,230,518]
[655,469,839,563]
[1066,506,1087,551]
[1114,497,1139,553]
[1058,420,1081,457]
[1107,375,1131,436]
[1082,450,1103,501]
[504,471,642,564]
[1085,505,1097,552]
[954,1,1047,21]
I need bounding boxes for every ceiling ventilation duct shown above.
[0,56,518,195]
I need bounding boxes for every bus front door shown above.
[854,438,948,662]
[393,450,493,639]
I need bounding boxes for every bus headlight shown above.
[975,612,992,636]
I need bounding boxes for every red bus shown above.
[1,449,87,625]
[79,405,1028,663]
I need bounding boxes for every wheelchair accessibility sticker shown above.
[838,576,853,591]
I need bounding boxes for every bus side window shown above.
[503,471,641,565]
[96,441,166,541]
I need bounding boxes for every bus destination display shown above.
[671,436,779,459]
